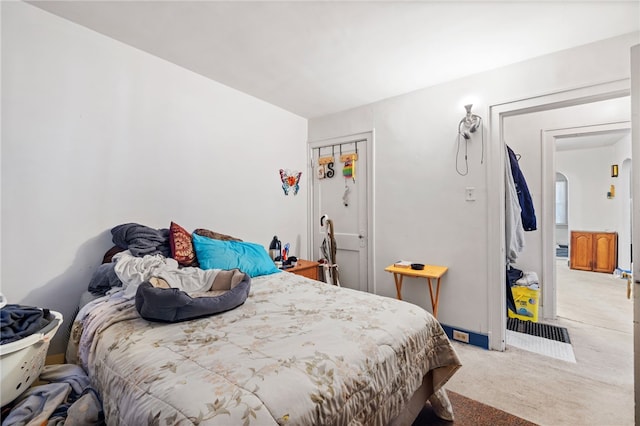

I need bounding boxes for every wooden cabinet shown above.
[570,231,617,273]
[287,259,319,280]
[570,231,593,271]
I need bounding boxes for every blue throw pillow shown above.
[192,233,281,277]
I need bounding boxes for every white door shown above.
[310,133,371,292]
[629,43,639,426]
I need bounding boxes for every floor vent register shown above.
[507,317,571,344]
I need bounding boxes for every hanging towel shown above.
[506,145,537,231]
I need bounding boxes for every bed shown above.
[67,270,461,425]
[66,223,461,425]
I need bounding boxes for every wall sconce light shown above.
[456,104,484,176]
[611,164,618,177]
[458,104,482,140]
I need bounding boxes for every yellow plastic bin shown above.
[508,286,539,322]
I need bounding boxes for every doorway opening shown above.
[551,126,632,390]
[487,79,631,351]
[487,80,634,423]
[546,122,631,318]
[500,101,632,375]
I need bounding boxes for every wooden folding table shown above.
[384,264,448,319]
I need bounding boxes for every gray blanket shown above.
[111,223,170,257]
[88,263,123,296]
[1,305,52,344]
[1,364,103,426]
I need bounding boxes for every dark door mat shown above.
[507,318,571,344]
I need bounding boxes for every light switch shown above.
[465,187,476,201]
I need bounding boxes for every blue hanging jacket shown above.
[507,145,537,231]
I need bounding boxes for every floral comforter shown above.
[67,272,461,425]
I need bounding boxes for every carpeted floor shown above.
[412,390,538,426]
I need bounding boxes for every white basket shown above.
[1,310,63,407]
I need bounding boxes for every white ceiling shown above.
[556,129,631,151]
[29,1,640,118]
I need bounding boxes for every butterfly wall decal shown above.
[279,169,302,195]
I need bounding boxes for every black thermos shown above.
[269,236,281,260]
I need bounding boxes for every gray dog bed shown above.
[134,269,251,322]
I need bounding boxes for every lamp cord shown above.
[456,131,469,176]
[455,116,484,176]
[480,120,485,165]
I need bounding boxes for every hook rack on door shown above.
[315,139,363,159]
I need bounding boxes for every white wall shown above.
[1,2,308,354]
[558,143,621,228]
[615,135,633,270]
[555,173,569,247]
[557,138,631,235]
[308,32,639,339]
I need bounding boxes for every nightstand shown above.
[286,259,320,280]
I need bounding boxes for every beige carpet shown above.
[444,259,633,426]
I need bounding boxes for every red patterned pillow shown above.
[169,222,198,267]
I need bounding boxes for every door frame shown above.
[630,43,639,426]
[542,121,631,320]
[487,78,631,351]
[307,131,376,293]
